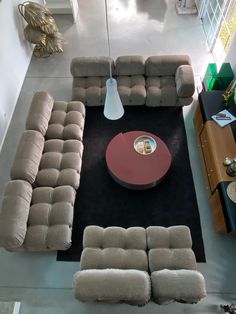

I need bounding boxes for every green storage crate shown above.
[203,63,218,91]
[203,63,234,91]
[213,63,234,90]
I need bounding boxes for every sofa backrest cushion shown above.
[26,91,54,136]
[146,226,192,249]
[151,269,207,304]
[145,55,191,76]
[11,130,44,184]
[73,269,151,305]
[71,57,114,77]
[0,180,32,250]
[115,56,145,76]
[83,225,147,250]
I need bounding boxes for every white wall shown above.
[224,33,236,74]
[0,0,34,151]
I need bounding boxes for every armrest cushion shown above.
[26,91,54,136]
[0,180,32,250]
[11,130,44,184]
[175,65,195,97]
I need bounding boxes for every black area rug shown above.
[57,106,206,262]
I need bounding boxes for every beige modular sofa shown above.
[71,55,195,107]
[73,225,206,306]
[0,91,85,251]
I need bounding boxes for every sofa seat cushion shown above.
[0,180,32,250]
[146,226,192,249]
[117,75,146,106]
[80,247,148,271]
[72,77,107,106]
[73,269,151,305]
[25,91,54,136]
[83,226,147,250]
[146,76,177,107]
[11,130,44,184]
[35,139,83,189]
[148,248,197,272]
[23,185,76,250]
[46,101,85,140]
[151,269,207,304]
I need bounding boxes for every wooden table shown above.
[105,131,172,190]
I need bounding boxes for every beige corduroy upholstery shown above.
[46,101,85,141]
[151,269,207,304]
[25,91,54,136]
[147,226,197,272]
[115,56,146,106]
[73,225,206,305]
[81,226,148,271]
[0,180,32,250]
[35,139,83,189]
[73,269,151,305]
[10,130,44,184]
[23,185,75,251]
[83,225,147,249]
[71,55,195,107]
[147,226,206,304]
[0,91,86,251]
[145,55,193,107]
[75,226,150,305]
[71,56,114,106]
[80,247,148,271]
[175,65,195,97]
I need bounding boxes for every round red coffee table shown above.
[105,131,172,189]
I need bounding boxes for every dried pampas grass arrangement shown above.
[18,1,64,57]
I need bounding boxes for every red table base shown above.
[105,131,172,190]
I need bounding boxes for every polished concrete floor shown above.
[1,0,236,313]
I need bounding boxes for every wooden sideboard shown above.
[194,91,236,233]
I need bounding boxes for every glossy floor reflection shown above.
[1,0,235,313]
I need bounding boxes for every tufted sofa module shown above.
[73,226,151,305]
[146,226,206,304]
[73,225,206,306]
[71,56,114,106]
[0,91,85,251]
[71,55,195,107]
